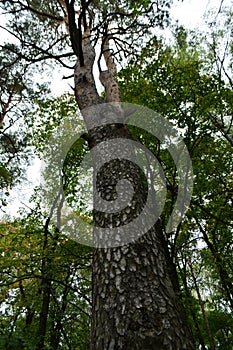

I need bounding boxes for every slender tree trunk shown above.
[50,269,71,350]
[178,263,206,350]
[189,259,215,350]
[36,281,52,350]
[195,218,233,309]
[36,246,51,350]
[36,219,52,350]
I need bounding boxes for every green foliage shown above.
[31,94,80,153]
[119,24,233,348]
[199,310,233,349]
[0,218,92,349]
[0,165,10,187]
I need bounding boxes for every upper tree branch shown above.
[80,0,87,31]
[65,0,84,65]
[79,0,94,30]
[0,85,16,126]
[1,43,74,69]
[4,0,64,22]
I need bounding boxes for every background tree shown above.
[0,213,92,349]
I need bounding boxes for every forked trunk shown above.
[73,27,195,350]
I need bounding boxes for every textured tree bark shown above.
[91,232,194,350]
[74,28,102,110]
[73,24,195,350]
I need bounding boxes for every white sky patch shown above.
[171,0,210,28]
[1,158,42,218]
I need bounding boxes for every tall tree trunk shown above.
[72,23,195,349]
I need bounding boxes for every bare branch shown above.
[1,43,74,69]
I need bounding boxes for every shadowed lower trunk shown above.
[91,231,194,349]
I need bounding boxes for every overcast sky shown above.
[171,0,227,28]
